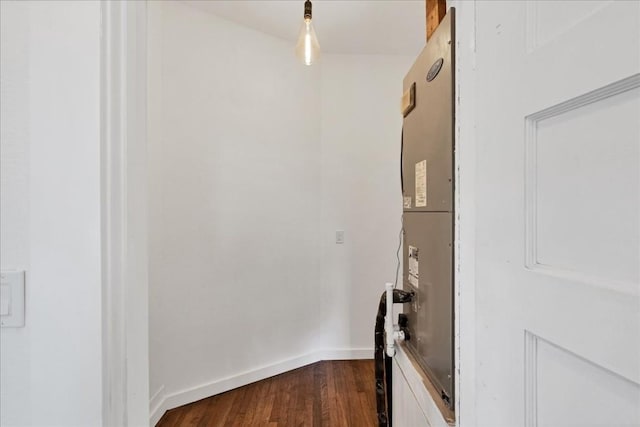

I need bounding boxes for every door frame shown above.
[451,0,477,425]
[101,1,149,425]
[98,1,481,426]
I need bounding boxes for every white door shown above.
[473,1,640,426]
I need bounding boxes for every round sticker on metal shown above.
[426,58,444,82]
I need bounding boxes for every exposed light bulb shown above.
[295,1,320,66]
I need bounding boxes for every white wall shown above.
[148,1,323,416]
[148,2,413,422]
[1,2,31,424]
[318,54,412,351]
[0,1,103,426]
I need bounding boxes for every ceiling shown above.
[182,0,426,56]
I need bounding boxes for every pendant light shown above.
[295,0,320,66]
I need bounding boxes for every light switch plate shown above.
[1,271,25,327]
[335,230,345,244]
[0,284,10,316]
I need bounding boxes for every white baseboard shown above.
[149,384,165,425]
[149,347,373,426]
[317,347,373,360]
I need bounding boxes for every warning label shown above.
[408,245,419,288]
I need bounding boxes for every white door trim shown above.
[450,1,477,425]
[101,1,149,425]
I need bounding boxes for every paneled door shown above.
[473,1,639,426]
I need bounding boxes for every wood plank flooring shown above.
[156,360,378,427]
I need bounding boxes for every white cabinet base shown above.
[392,344,455,427]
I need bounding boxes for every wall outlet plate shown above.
[1,271,25,327]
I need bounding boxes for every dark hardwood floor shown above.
[156,360,378,427]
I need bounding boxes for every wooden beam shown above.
[426,0,446,42]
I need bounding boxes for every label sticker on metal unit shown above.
[403,196,412,209]
[415,160,427,207]
[408,246,419,288]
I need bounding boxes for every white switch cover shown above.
[1,271,25,327]
[336,230,345,244]
[0,285,10,316]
